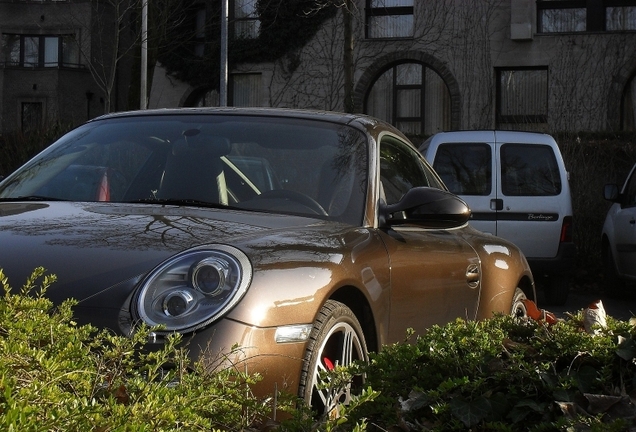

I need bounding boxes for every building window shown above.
[21,101,43,132]
[538,0,636,33]
[230,73,261,107]
[365,62,450,136]
[496,67,548,129]
[233,0,260,39]
[607,5,636,30]
[366,0,414,39]
[538,1,586,32]
[1,34,80,68]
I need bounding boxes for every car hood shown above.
[0,201,323,305]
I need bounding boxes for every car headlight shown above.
[134,245,252,332]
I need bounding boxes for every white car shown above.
[602,162,636,293]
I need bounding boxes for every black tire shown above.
[510,287,528,318]
[543,275,570,306]
[603,244,626,298]
[298,300,368,416]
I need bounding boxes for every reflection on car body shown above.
[0,108,535,414]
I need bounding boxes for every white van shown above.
[420,131,574,305]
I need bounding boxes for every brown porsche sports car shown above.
[0,108,534,414]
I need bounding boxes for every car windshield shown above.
[0,113,369,225]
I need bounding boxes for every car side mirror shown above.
[604,183,619,202]
[379,187,471,229]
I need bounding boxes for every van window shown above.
[432,143,492,195]
[501,143,561,196]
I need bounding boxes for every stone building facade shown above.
[4,1,636,137]
[149,0,636,137]
[0,0,131,135]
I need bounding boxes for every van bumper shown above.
[526,242,576,278]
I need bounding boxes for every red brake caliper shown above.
[323,357,335,371]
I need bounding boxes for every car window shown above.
[379,136,442,205]
[432,143,492,195]
[500,144,561,196]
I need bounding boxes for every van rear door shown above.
[426,132,497,235]
[494,132,568,259]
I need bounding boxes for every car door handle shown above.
[490,199,503,211]
[630,218,635,225]
[466,264,480,288]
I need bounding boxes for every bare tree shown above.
[269,0,538,132]
[59,0,141,113]
[548,33,635,132]
[267,9,346,109]
[62,0,185,114]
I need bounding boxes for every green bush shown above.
[0,268,376,432]
[4,268,636,431]
[0,267,278,431]
[352,313,636,431]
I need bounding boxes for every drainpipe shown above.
[220,0,228,107]
[140,0,148,109]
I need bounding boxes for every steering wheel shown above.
[253,189,328,216]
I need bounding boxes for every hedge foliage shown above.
[0,268,281,431]
[352,312,636,431]
[3,268,636,431]
[0,268,378,431]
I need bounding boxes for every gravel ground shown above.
[542,287,636,322]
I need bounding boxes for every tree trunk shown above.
[343,0,354,113]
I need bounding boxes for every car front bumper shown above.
[147,316,309,400]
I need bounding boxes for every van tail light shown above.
[560,216,573,243]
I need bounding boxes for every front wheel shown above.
[298,300,368,416]
[510,287,528,318]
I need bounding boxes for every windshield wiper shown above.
[128,198,240,210]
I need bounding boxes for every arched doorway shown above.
[365,61,451,136]
[355,51,460,137]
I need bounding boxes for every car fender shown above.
[225,228,392,332]
[460,228,535,319]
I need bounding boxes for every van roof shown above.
[425,130,557,145]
